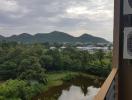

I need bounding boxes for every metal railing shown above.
[94,68,118,100]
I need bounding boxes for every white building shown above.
[76,46,109,53]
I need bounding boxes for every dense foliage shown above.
[0,42,112,100]
[0,79,44,100]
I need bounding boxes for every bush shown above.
[0,79,45,100]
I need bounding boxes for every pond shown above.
[33,75,104,100]
[58,85,100,100]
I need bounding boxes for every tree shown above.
[18,57,47,84]
[95,50,105,65]
[0,61,17,80]
[40,55,53,70]
[0,79,45,100]
[61,55,72,70]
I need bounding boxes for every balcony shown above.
[94,68,118,100]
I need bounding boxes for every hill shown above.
[0,31,109,43]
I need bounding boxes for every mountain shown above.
[7,33,34,43]
[0,31,109,43]
[34,31,75,43]
[77,34,109,43]
[0,35,5,40]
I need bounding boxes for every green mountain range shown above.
[0,31,109,43]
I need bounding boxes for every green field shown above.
[43,71,103,92]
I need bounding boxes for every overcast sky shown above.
[0,0,114,41]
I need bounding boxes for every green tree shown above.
[95,50,105,65]
[18,57,47,84]
[40,55,53,70]
[0,79,44,100]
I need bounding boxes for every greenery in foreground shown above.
[0,80,44,100]
[0,42,112,100]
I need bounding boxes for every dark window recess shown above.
[128,0,132,8]
[124,15,132,27]
[127,32,132,56]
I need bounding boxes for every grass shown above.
[43,71,101,92]
[43,71,76,91]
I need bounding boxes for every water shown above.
[58,85,100,100]
[33,75,103,100]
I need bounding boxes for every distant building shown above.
[60,46,66,49]
[76,46,110,53]
[50,47,56,50]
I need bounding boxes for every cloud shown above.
[0,0,114,41]
[0,0,19,12]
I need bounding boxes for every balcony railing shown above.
[94,68,118,100]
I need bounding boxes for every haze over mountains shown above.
[0,31,109,44]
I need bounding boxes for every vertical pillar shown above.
[113,0,132,99]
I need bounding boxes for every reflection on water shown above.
[58,85,100,100]
[33,75,103,100]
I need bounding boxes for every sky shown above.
[0,0,114,41]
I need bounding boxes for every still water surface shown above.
[34,75,103,100]
[58,85,100,100]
